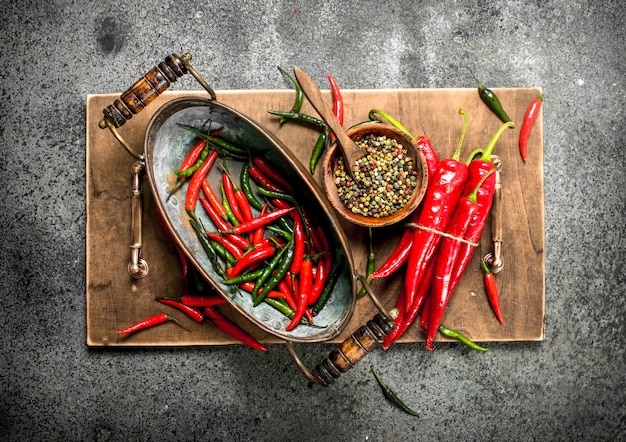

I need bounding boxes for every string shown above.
[404,223,479,247]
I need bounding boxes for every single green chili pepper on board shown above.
[371,368,420,417]
[357,228,375,299]
[267,110,328,130]
[310,129,329,174]
[469,69,513,125]
[277,66,304,124]
[438,325,488,352]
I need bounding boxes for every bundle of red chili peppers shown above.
[369,109,515,351]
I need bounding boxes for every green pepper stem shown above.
[469,68,484,91]
[465,148,484,165]
[452,109,468,161]
[465,168,496,204]
[480,121,515,161]
[481,257,492,275]
[368,109,414,139]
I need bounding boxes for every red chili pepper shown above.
[203,307,268,352]
[519,94,543,162]
[251,157,294,193]
[226,245,275,278]
[277,278,297,310]
[248,165,286,193]
[157,298,204,323]
[382,261,434,350]
[424,174,489,351]
[419,288,431,332]
[185,150,219,217]
[181,293,227,308]
[402,110,470,314]
[369,206,421,280]
[177,139,206,176]
[221,172,245,224]
[290,211,305,274]
[206,233,244,260]
[286,257,313,331]
[251,203,268,245]
[308,253,329,305]
[482,258,503,324]
[117,313,188,335]
[416,135,440,186]
[238,281,285,299]
[328,73,344,140]
[223,206,295,235]
[202,178,228,221]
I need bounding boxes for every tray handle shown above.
[485,155,504,273]
[98,52,216,160]
[287,275,398,388]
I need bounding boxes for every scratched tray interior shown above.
[86,87,545,347]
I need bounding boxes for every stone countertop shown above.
[1,1,624,441]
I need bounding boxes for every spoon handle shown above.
[293,67,362,171]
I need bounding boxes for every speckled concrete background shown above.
[1,1,625,441]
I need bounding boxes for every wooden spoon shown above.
[293,67,364,179]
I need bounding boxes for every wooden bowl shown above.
[322,122,429,228]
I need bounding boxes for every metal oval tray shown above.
[144,97,357,343]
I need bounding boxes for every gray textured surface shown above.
[1,1,625,441]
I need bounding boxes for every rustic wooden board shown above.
[86,87,545,347]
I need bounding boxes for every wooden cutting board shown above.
[86,87,545,348]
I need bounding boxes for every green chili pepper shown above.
[469,69,513,125]
[175,145,209,177]
[311,255,344,316]
[240,161,264,211]
[209,241,236,265]
[310,129,329,174]
[178,125,249,157]
[358,228,375,299]
[371,368,420,417]
[189,218,228,280]
[368,109,413,137]
[267,110,328,130]
[187,264,208,293]
[277,66,304,124]
[256,186,298,205]
[266,225,293,241]
[220,181,240,227]
[221,268,266,285]
[438,325,488,352]
[264,297,295,318]
[253,240,294,306]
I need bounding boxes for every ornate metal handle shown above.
[127,161,148,279]
[98,52,216,159]
[485,155,503,273]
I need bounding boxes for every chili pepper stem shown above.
[453,109,469,161]
[480,121,516,161]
